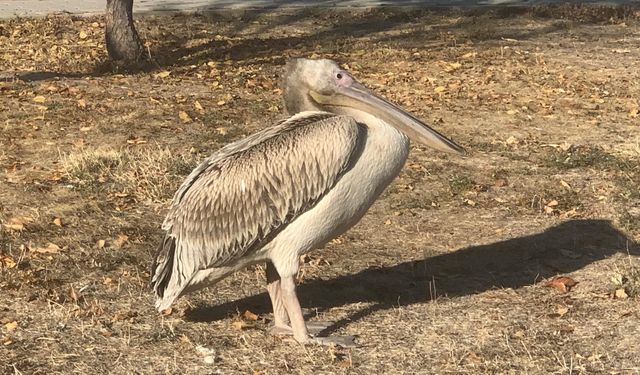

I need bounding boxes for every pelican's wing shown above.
[151,111,365,308]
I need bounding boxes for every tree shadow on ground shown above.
[185,219,638,334]
[148,4,638,69]
[7,4,637,82]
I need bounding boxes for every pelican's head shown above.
[283,58,465,155]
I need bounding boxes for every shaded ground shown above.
[1,5,639,374]
[1,0,637,19]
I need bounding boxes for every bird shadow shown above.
[185,219,638,334]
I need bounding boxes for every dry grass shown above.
[62,147,197,203]
[1,5,640,374]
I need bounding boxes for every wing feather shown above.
[151,111,365,306]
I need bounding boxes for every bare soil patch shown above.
[1,5,639,374]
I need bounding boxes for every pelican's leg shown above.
[266,262,291,335]
[267,262,334,336]
[280,274,356,347]
[279,274,311,343]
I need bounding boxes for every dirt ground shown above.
[0,4,639,374]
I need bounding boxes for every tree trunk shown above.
[105,0,145,63]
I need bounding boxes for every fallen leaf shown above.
[464,352,482,364]
[77,99,86,108]
[100,328,112,337]
[0,255,17,269]
[126,138,146,145]
[614,288,628,299]
[96,239,106,249]
[161,307,172,316]
[335,358,353,368]
[546,200,559,207]
[461,52,477,59]
[559,325,575,334]
[556,306,569,317]
[434,86,446,93]
[560,180,571,190]
[33,95,46,103]
[154,71,171,79]
[513,330,525,338]
[560,208,578,219]
[506,136,520,145]
[629,107,638,118]
[231,320,247,330]
[80,126,92,132]
[52,217,62,227]
[2,222,24,231]
[243,310,259,321]
[202,355,216,365]
[559,143,572,152]
[588,353,604,362]
[194,100,204,112]
[4,321,18,331]
[545,276,578,293]
[178,111,192,123]
[79,30,88,39]
[103,277,113,285]
[33,243,61,254]
[464,199,476,207]
[444,62,462,72]
[196,345,216,364]
[112,234,128,249]
[494,178,508,187]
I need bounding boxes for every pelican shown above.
[151,58,465,346]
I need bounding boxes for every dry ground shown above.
[1,5,640,374]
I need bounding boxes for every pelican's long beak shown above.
[310,82,466,155]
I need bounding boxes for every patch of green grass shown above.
[543,145,632,171]
[448,175,475,196]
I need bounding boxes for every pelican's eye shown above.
[334,71,353,88]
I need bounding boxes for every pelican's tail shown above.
[150,234,180,311]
